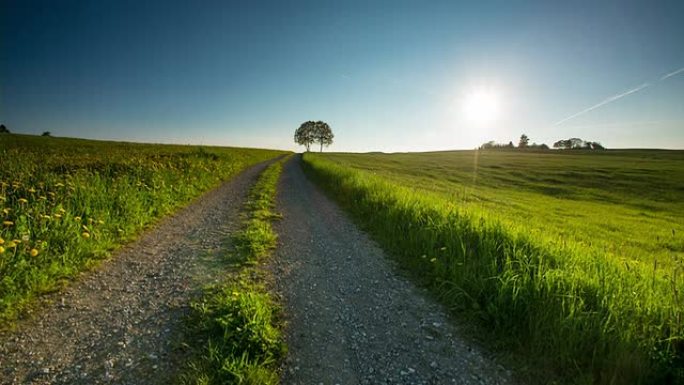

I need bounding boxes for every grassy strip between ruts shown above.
[301,153,684,385]
[0,134,286,324]
[177,155,288,385]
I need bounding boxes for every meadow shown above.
[303,149,684,384]
[0,134,285,323]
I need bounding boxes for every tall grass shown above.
[178,156,288,385]
[0,134,286,323]
[302,153,684,385]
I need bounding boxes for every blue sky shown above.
[1,0,683,151]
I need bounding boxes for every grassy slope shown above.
[303,150,684,385]
[0,134,286,322]
[178,156,288,385]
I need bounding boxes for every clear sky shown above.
[1,0,683,152]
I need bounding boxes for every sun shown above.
[463,88,501,124]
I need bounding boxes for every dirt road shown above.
[0,161,273,385]
[271,155,514,385]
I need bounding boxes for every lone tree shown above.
[519,134,530,148]
[294,121,316,152]
[42,131,51,137]
[0,124,8,134]
[313,121,333,152]
[294,120,334,152]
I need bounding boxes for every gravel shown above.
[0,160,274,385]
[270,155,515,385]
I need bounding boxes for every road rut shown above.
[271,155,514,385]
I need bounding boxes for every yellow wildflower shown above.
[0,237,3,245]
[28,188,36,193]
[2,221,13,226]
[82,232,91,239]
[30,249,39,257]
[53,213,62,219]
[74,216,81,221]
[0,246,4,254]
[7,241,17,248]
[18,198,28,204]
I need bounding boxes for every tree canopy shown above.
[294,121,316,152]
[0,124,9,134]
[294,120,334,152]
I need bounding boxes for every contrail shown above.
[661,67,684,80]
[553,82,651,126]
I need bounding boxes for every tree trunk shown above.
[320,142,323,152]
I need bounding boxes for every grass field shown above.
[303,149,684,384]
[0,134,285,323]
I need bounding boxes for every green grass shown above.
[178,156,288,385]
[302,149,684,385]
[0,134,286,323]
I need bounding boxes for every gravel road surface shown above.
[0,160,273,385]
[271,155,514,385]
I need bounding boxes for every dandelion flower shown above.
[30,249,39,257]
[82,232,91,239]
[0,237,4,245]
[0,246,4,254]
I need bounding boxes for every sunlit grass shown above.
[303,150,684,385]
[0,134,286,323]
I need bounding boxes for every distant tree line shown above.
[480,134,605,151]
[553,138,604,150]
[0,125,55,138]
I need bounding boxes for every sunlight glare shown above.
[463,88,501,124]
